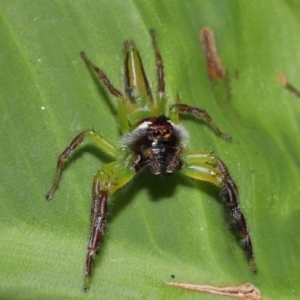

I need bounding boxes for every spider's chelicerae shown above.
[46,30,256,291]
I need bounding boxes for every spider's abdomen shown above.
[120,115,189,176]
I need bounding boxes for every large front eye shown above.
[163,129,171,138]
[152,130,161,138]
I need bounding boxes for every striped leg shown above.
[84,161,135,291]
[180,150,256,273]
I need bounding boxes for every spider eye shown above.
[153,130,161,138]
[163,129,171,138]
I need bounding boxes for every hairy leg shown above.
[180,150,256,272]
[169,103,231,142]
[84,161,135,291]
[46,129,118,200]
[150,29,165,99]
[80,52,124,98]
[217,159,256,273]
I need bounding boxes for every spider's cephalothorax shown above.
[46,30,256,291]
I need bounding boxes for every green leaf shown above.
[1,1,300,299]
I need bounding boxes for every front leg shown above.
[180,150,256,273]
[169,103,231,142]
[84,161,135,291]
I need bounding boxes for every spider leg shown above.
[149,29,167,116]
[180,150,256,273]
[216,159,256,273]
[84,161,135,291]
[124,40,153,102]
[169,103,232,142]
[80,52,124,99]
[150,29,165,99]
[80,50,136,133]
[46,129,118,200]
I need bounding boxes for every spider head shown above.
[147,116,174,144]
[120,115,189,175]
[121,116,188,150]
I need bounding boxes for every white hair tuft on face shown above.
[169,121,190,148]
[120,121,151,148]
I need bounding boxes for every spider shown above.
[46,30,256,291]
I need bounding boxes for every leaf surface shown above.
[1,1,300,299]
